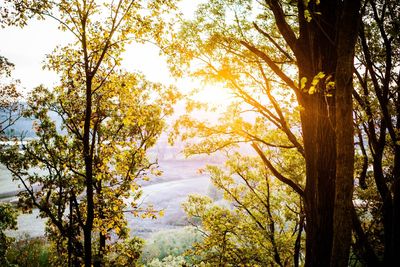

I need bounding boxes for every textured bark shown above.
[331,1,360,266]
[252,0,362,265]
[264,0,397,265]
[296,1,338,265]
[282,0,359,265]
[301,95,336,267]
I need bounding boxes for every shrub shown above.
[0,203,17,266]
[141,227,202,263]
[145,255,187,267]
[6,235,51,267]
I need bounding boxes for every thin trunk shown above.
[68,197,73,267]
[392,90,400,267]
[372,156,393,265]
[392,146,400,264]
[266,178,283,267]
[83,75,94,267]
[294,211,304,267]
[94,182,106,267]
[351,205,380,266]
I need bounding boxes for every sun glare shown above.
[175,78,233,107]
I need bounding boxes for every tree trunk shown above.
[94,182,106,267]
[301,94,336,267]
[296,3,338,265]
[83,75,94,267]
[371,151,393,266]
[391,146,400,265]
[391,95,400,265]
[331,1,360,266]
[288,1,360,265]
[294,211,305,267]
[351,205,380,266]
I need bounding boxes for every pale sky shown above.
[0,1,184,90]
[0,0,231,105]
[0,18,64,91]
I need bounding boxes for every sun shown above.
[176,77,234,107]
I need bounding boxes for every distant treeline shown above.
[1,107,63,138]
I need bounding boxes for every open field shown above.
[0,159,217,238]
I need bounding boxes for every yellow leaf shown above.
[300,77,307,89]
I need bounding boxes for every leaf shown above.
[159,210,165,217]
[300,77,308,89]
[304,10,312,22]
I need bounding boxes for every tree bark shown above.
[301,95,336,267]
[291,0,358,265]
[254,0,361,265]
[331,2,360,266]
[83,74,94,267]
[296,2,338,265]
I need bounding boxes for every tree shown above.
[182,153,304,266]
[0,56,21,138]
[0,42,21,267]
[0,203,17,267]
[351,0,400,265]
[164,0,361,265]
[0,1,179,266]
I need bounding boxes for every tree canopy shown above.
[0,0,399,266]
[1,0,179,266]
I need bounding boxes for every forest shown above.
[0,0,399,266]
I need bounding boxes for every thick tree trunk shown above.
[331,1,360,266]
[301,95,336,267]
[291,1,360,265]
[265,0,362,264]
[265,5,338,265]
[296,3,338,265]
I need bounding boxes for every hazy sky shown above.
[0,1,205,92]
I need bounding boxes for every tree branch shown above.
[252,142,304,197]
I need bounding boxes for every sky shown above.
[0,0,231,106]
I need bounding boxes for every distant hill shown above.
[1,103,253,160]
[1,109,62,138]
